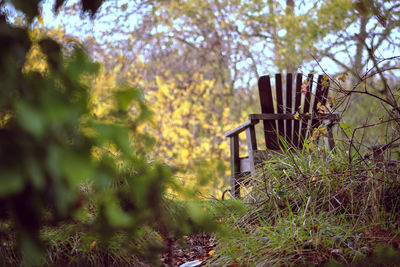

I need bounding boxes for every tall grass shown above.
[212,142,400,266]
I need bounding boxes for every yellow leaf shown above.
[208,250,216,256]
[318,105,328,114]
[311,177,317,182]
[322,74,329,87]
[338,72,348,82]
[180,149,189,159]
[38,15,44,25]
[219,141,228,150]
[90,240,96,249]
[328,96,336,107]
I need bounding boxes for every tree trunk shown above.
[353,15,368,85]
[285,0,297,74]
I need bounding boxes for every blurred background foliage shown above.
[0,0,218,265]
[29,0,399,195]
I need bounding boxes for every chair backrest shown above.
[258,73,330,150]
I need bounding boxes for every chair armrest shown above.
[225,119,260,137]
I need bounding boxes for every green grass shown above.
[1,141,399,266]
[0,221,162,266]
[210,142,400,266]
[0,197,220,266]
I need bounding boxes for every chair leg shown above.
[326,122,336,150]
[230,135,240,198]
[246,125,257,173]
[230,173,241,198]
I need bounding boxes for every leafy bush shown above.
[0,1,217,265]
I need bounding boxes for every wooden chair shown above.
[225,73,340,198]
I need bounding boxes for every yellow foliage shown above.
[142,72,246,197]
[84,55,247,198]
[23,24,79,74]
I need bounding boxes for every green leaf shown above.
[26,157,44,190]
[91,122,117,144]
[340,122,352,136]
[0,170,24,197]
[137,102,153,123]
[61,150,93,184]
[105,200,134,227]
[45,145,62,179]
[95,171,112,191]
[20,231,44,266]
[114,88,141,111]
[16,101,44,137]
[53,182,76,217]
[66,48,99,85]
[186,202,205,224]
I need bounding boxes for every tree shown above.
[47,0,400,191]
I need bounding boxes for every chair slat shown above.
[300,74,313,145]
[293,73,302,148]
[275,74,285,147]
[311,75,324,129]
[285,73,293,145]
[321,78,330,106]
[258,76,279,149]
[228,72,338,198]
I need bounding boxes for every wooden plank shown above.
[303,74,313,115]
[225,119,259,137]
[285,73,293,145]
[293,73,302,147]
[250,114,293,120]
[239,158,253,173]
[275,73,285,147]
[321,77,330,106]
[311,75,324,129]
[326,123,336,150]
[246,125,258,152]
[300,74,313,146]
[246,125,257,172]
[321,78,332,149]
[230,135,240,198]
[258,76,279,149]
[249,113,339,121]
